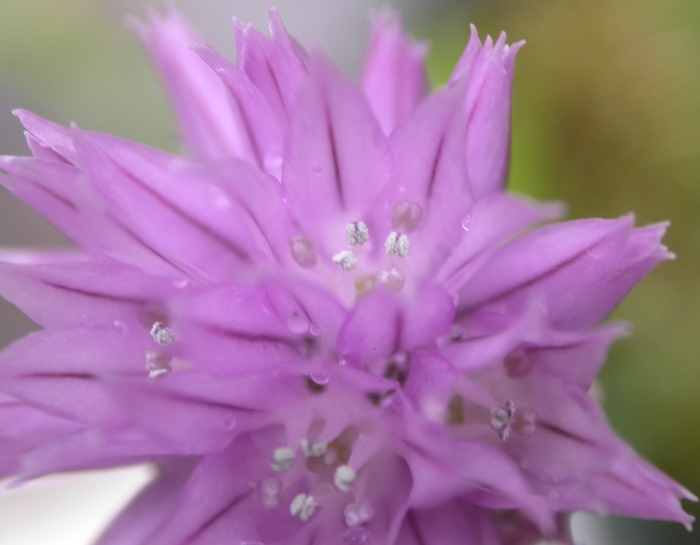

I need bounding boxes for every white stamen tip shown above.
[344,499,375,527]
[346,221,369,245]
[334,465,356,492]
[261,477,283,509]
[332,250,358,271]
[384,231,410,258]
[376,267,405,292]
[150,322,175,346]
[301,438,328,458]
[271,447,296,472]
[290,493,317,522]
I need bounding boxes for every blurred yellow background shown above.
[0,0,698,543]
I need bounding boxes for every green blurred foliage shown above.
[0,0,175,149]
[422,0,700,527]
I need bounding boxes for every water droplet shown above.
[172,278,188,289]
[344,499,375,527]
[310,369,331,385]
[261,477,283,509]
[342,527,370,544]
[309,323,323,337]
[461,213,472,231]
[112,320,127,335]
[376,267,405,292]
[223,417,236,430]
[150,322,175,346]
[287,312,309,334]
[338,359,347,366]
[392,200,423,233]
[288,234,317,268]
[145,350,172,380]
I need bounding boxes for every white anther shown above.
[290,493,317,522]
[332,250,358,271]
[271,447,296,472]
[261,477,283,509]
[376,267,405,292]
[334,465,356,492]
[301,438,328,458]
[490,400,516,442]
[150,322,175,346]
[346,221,369,246]
[344,499,375,527]
[384,231,410,258]
[289,234,317,268]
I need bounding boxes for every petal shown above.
[402,283,455,351]
[191,44,283,175]
[457,216,673,330]
[398,504,501,545]
[133,7,249,162]
[74,130,260,282]
[282,52,392,235]
[361,12,429,135]
[13,109,77,164]
[0,256,173,327]
[96,460,195,545]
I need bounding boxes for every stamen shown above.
[376,267,405,292]
[301,438,328,458]
[289,234,317,268]
[150,322,175,346]
[384,232,410,258]
[261,477,283,509]
[512,407,538,438]
[346,221,369,246]
[391,200,423,233]
[344,498,375,527]
[332,250,358,271]
[504,348,534,378]
[333,465,356,492]
[290,493,317,522]
[490,400,515,441]
[271,447,296,472]
[144,350,172,379]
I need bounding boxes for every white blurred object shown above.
[0,465,154,545]
[571,512,613,545]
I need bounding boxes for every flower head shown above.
[0,7,694,545]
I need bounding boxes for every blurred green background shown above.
[0,0,699,543]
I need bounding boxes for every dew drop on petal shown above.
[309,323,323,337]
[342,528,371,544]
[287,312,309,334]
[112,320,128,336]
[310,369,331,386]
[150,322,175,346]
[145,350,172,380]
[289,234,317,268]
[461,213,472,232]
[376,267,405,292]
[334,465,356,492]
[271,447,296,472]
[172,278,189,289]
[392,200,423,233]
[261,477,283,509]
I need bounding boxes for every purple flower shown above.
[0,7,694,545]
